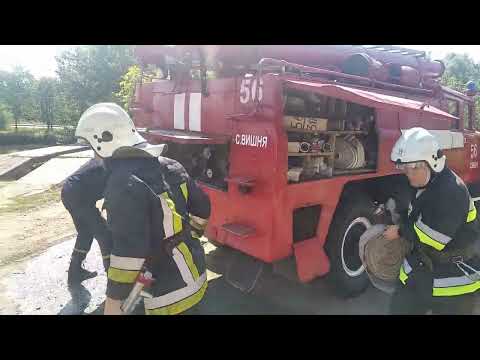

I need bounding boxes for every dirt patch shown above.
[0,184,62,213]
[0,185,76,267]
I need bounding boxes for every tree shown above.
[442,53,480,86]
[114,64,164,110]
[36,77,57,132]
[441,53,480,127]
[55,45,136,126]
[0,66,36,131]
[115,65,142,110]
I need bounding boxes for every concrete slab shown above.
[18,157,91,186]
[9,145,88,158]
[0,155,32,180]
[0,156,91,200]
[0,145,88,180]
[58,150,94,159]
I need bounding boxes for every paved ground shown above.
[0,149,92,202]
[14,151,92,196]
[0,237,392,315]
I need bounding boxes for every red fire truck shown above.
[130,45,480,297]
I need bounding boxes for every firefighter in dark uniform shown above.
[384,127,480,314]
[62,155,112,285]
[75,103,210,315]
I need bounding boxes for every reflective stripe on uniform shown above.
[160,192,183,236]
[144,273,208,315]
[177,242,200,281]
[403,259,413,274]
[414,214,451,251]
[399,266,408,285]
[107,268,139,284]
[110,255,144,271]
[434,275,476,288]
[159,194,174,238]
[432,261,480,296]
[399,259,412,285]
[433,279,480,296]
[467,199,477,223]
[108,255,144,283]
[172,247,195,285]
[180,182,188,202]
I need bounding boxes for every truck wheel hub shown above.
[341,217,371,277]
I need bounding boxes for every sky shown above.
[402,45,480,61]
[1,45,480,79]
[0,45,77,78]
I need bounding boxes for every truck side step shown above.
[221,223,256,238]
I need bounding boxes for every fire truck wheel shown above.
[324,194,375,298]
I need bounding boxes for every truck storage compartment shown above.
[283,89,378,183]
[161,142,230,191]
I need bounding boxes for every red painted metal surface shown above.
[131,46,480,283]
[282,79,456,119]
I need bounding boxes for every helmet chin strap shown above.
[423,168,432,187]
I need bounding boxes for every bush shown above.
[0,128,75,146]
[0,132,53,146]
[0,108,13,130]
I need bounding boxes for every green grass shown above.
[0,127,65,135]
[0,184,62,214]
[0,127,75,146]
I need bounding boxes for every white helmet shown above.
[75,102,166,158]
[391,127,445,173]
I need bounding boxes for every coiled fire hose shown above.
[359,199,410,294]
[359,224,410,293]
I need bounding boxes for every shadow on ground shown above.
[58,285,92,315]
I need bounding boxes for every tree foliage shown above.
[36,77,57,130]
[115,64,142,110]
[55,45,135,124]
[0,67,36,130]
[114,63,165,110]
[440,52,480,127]
[442,53,480,86]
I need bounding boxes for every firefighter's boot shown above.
[68,252,97,286]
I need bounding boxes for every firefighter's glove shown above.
[189,215,208,239]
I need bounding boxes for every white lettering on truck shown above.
[235,134,268,148]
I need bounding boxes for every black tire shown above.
[324,193,376,298]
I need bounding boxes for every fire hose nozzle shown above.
[121,270,155,314]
